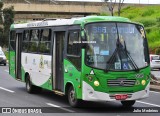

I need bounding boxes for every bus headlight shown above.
[141,80,146,86]
[94,81,99,86]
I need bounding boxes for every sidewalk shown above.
[150,74,160,92]
[150,84,160,92]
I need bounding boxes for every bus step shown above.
[53,90,64,96]
[16,79,21,81]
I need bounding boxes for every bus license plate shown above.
[115,94,128,100]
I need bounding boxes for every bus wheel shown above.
[68,86,81,107]
[121,100,135,107]
[26,75,36,93]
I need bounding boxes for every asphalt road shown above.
[151,70,160,79]
[0,65,160,116]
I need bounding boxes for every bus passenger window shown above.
[67,30,81,56]
[31,30,39,41]
[22,30,30,52]
[39,29,51,54]
[28,29,39,53]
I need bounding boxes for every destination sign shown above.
[27,22,48,27]
[92,26,135,34]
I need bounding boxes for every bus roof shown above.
[10,16,133,30]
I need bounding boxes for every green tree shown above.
[3,6,14,47]
[0,1,14,47]
[103,0,124,16]
[155,48,160,55]
[0,1,4,46]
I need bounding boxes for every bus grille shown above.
[107,79,136,87]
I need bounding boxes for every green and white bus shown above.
[9,16,150,107]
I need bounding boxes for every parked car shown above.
[150,54,160,70]
[0,47,7,66]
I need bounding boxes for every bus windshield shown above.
[85,22,149,71]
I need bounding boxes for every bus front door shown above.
[53,31,65,91]
[15,32,22,80]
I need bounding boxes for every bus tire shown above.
[121,100,135,107]
[26,75,37,93]
[68,86,81,107]
[4,63,6,66]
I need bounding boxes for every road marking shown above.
[0,87,15,93]
[46,103,75,113]
[4,70,9,73]
[137,101,160,107]
[150,91,160,94]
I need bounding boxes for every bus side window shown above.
[10,31,16,51]
[22,30,30,52]
[67,30,81,70]
[67,30,81,56]
[28,29,39,53]
[39,29,51,54]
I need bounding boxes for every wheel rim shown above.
[70,89,76,103]
[26,80,30,91]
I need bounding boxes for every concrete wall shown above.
[3,1,103,14]
[3,1,156,21]
[3,1,107,21]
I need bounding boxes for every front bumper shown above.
[82,81,149,101]
[151,64,160,69]
[0,59,6,64]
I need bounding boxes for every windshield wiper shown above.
[105,22,125,72]
[105,39,140,72]
[105,39,121,72]
[105,23,139,72]
[122,40,140,72]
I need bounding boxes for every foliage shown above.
[139,18,156,27]
[100,12,109,16]
[155,48,160,55]
[4,51,8,60]
[104,0,124,16]
[0,1,14,47]
[118,5,160,50]
[0,2,3,47]
[141,9,155,17]
[0,1,3,10]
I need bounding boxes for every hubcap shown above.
[26,80,30,91]
[70,89,76,103]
